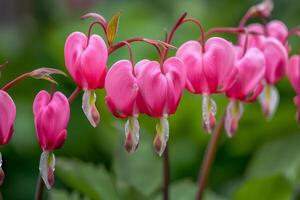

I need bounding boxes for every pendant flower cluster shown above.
[0,0,300,193]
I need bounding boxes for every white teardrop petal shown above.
[82,90,100,127]
[154,115,169,156]
[202,95,217,133]
[259,85,279,119]
[124,116,140,153]
[39,151,55,190]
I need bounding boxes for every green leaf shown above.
[233,175,293,200]
[113,132,162,197]
[152,179,226,200]
[107,12,121,45]
[49,189,90,200]
[246,134,300,183]
[55,157,119,200]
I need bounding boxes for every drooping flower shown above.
[105,60,140,153]
[258,38,288,118]
[286,55,300,122]
[239,23,289,119]
[33,90,70,189]
[176,37,236,133]
[135,57,186,155]
[225,48,265,137]
[0,90,16,145]
[0,90,16,185]
[64,31,108,127]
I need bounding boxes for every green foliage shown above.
[55,158,119,200]
[234,175,293,200]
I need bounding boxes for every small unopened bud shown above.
[31,68,67,84]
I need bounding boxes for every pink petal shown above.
[267,20,288,44]
[239,24,265,50]
[287,55,300,93]
[52,129,67,150]
[64,32,108,90]
[0,90,16,144]
[263,38,288,84]
[163,57,186,114]
[226,48,265,100]
[33,90,51,116]
[135,60,168,117]
[64,32,87,88]
[203,37,235,93]
[105,60,138,117]
[80,34,108,89]
[176,41,208,93]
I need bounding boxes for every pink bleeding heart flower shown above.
[0,90,16,145]
[105,60,140,153]
[239,21,289,118]
[135,57,186,156]
[225,48,265,137]
[258,38,288,119]
[176,37,236,133]
[286,55,300,122]
[64,32,107,127]
[33,90,70,189]
[266,20,289,44]
[0,90,16,186]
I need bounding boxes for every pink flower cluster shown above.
[0,0,300,191]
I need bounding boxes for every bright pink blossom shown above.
[105,60,140,153]
[134,57,186,155]
[176,37,236,133]
[64,32,106,127]
[225,48,265,137]
[287,55,300,122]
[0,90,16,145]
[135,57,186,117]
[33,90,70,151]
[64,32,108,90]
[105,60,139,118]
[226,48,265,101]
[33,90,70,189]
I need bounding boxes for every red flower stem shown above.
[35,176,44,200]
[68,87,82,104]
[196,112,226,200]
[87,21,108,46]
[108,37,162,58]
[1,72,31,91]
[160,13,206,64]
[182,18,206,52]
[163,145,170,200]
[285,26,300,43]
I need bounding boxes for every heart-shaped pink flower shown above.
[176,37,236,95]
[225,48,265,137]
[226,48,265,101]
[176,37,236,133]
[287,55,300,122]
[64,31,108,90]
[135,57,186,117]
[0,90,16,145]
[134,57,186,155]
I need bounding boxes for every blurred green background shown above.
[0,0,300,199]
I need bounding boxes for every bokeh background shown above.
[0,0,300,199]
